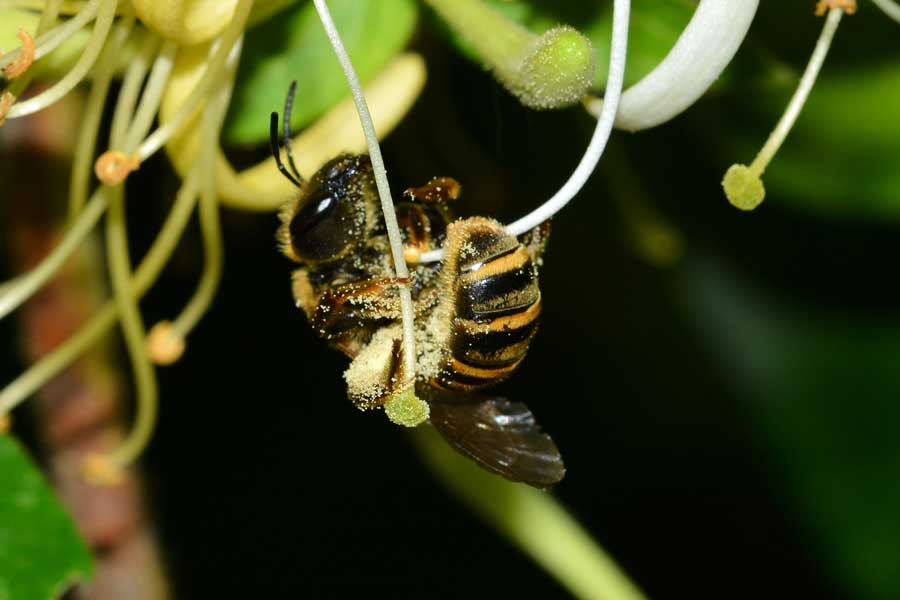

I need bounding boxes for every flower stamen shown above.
[2,29,36,80]
[94,150,141,185]
[723,5,847,211]
[816,0,857,15]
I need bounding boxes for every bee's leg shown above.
[402,177,461,204]
[518,219,551,265]
[310,277,409,356]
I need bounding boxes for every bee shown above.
[270,83,564,488]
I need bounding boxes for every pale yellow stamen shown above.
[94,150,140,185]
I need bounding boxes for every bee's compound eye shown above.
[289,184,362,262]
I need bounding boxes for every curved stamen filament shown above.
[0,171,202,416]
[723,6,846,210]
[313,0,426,424]
[0,188,108,321]
[166,45,237,349]
[102,183,159,468]
[109,30,159,148]
[136,0,252,162]
[6,0,117,119]
[69,18,134,217]
[124,40,178,151]
[417,0,631,263]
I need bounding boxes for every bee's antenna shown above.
[282,80,304,183]
[269,111,303,189]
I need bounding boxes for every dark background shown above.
[4,3,899,599]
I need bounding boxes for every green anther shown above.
[384,386,430,428]
[722,164,766,211]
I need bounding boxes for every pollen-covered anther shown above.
[81,452,126,487]
[816,0,857,15]
[147,321,186,366]
[723,164,765,211]
[95,151,141,185]
[1,29,36,80]
[0,92,14,127]
[0,413,11,434]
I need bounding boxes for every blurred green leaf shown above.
[0,436,93,600]
[679,256,900,600]
[761,64,900,219]
[429,0,694,88]
[224,0,418,145]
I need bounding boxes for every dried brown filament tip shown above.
[815,0,857,15]
[95,150,141,185]
[2,29,35,80]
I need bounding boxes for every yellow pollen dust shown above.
[2,29,36,80]
[95,151,141,185]
[81,452,126,487]
[816,0,857,15]
[384,386,430,427]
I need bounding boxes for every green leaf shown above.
[679,256,900,600]
[224,0,418,145]
[430,0,694,89]
[0,436,93,600]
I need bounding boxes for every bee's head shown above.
[279,154,373,265]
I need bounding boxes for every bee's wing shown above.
[428,397,565,490]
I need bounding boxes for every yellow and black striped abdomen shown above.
[435,218,541,391]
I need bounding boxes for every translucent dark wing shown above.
[429,397,565,489]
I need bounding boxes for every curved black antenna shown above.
[269,111,303,188]
[282,80,303,183]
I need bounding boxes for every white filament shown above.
[418,0,631,263]
[871,0,900,23]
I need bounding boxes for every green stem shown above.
[414,427,647,600]
[423,0,595,109]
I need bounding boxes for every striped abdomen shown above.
[435,218,541,391]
